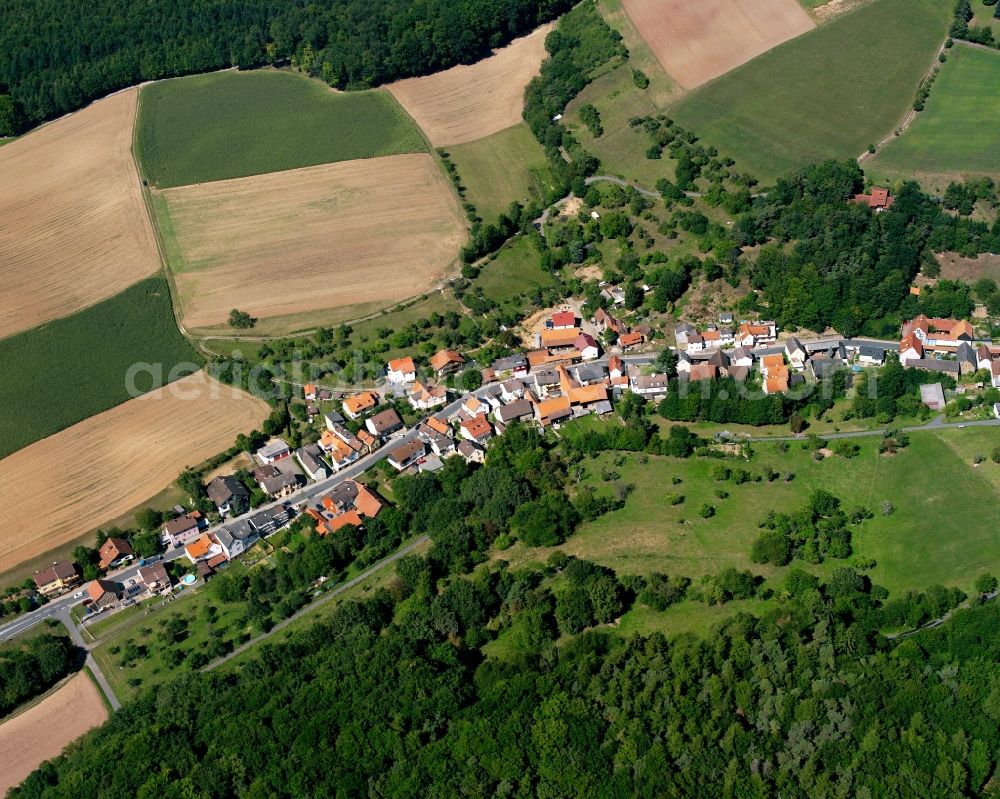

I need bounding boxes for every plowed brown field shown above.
[0,673,108,796]
[0,89,160,339]
[620,0,814,89]
[386,24,554,146]
[156,153,466,330]
[0,372,268,572]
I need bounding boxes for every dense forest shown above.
[13,563,999,797]
[0,631,79,718]
[735,161,1000,336]
[0,0,574,133]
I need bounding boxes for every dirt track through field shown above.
[0,89,161,339]
[386,24,554,146]
[158,153,466,329]
[0,372,268,573]
[0,673,108,795]
[620,0,814,89]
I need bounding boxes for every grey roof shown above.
[919,383,946,409]
[785,336,805,355]
[249,505,292,534]
[457,439,485,458]
[633,374,670,390]
[419,456,444,472]
[259,471,298,495]
[323,410,344,426]
[206,475,249,507]
[324,480,359,511]
[296,445,328,476]
[257,439,290,460]
[956,341,976,363]
[367,408,403,434]
[500,378,524,394]
[908,358,960,374]
[534,369,559,386]
[574,365,605,384]
[492,354,527,372]
[858,345,886,359]
[590,400,613,415]
[496,399,534,423]
[809,358,838,378]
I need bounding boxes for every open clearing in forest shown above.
[868,45,1000,181]
[0,372,268,573]
[136,70,424,188]
[155,153,466,332]
[0,673,107,796]
[670,0,952,183]
[620,0,814,89]
[387,24,554,146]
[0,88,160,339]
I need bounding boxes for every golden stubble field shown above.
[156,153,467,330]
[386,23,554,146]
[620,0,815,89]
[0,372,269,572]
[0,88,161,339]
[0,673,108,795]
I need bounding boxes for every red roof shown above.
[551,310,576,327]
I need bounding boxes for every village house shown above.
[408,380,448,410]
[600,285,626,305]
[857,345,886,366]
[416,421,455,456]
[306,480,384,536]
[209,520,256,560]
[206,475,250,516]
[539,327,581,350]
[785,337,807,370]
[386,356,417,384]
[460,413,494,445]
[736,321,777,348]
[185,532,224,564]
[387,440,426,471]
[162,512,204,548]
[901,315,976,351]
[595,308,625,336]
[303,383,317,402]
[491,354,529,378]
[429,349,465,376]
[686,362,718,383]
[138,562,171,593]
[532,369,561,398]
[761,353,789,395]
[323,409,345,429]
[98,537,133,569]
[342,391,379,420]
[295,444,330,481]
[255,438,291,465]
[249,505,293,537]
[607,356,628,388]
[494,398,534,425]
[32,562,79,597]
[366,407,404,438]
[619,331,644,350]
[719,312,734,325]
[500,378,525,402]
[575,332,600,360]
[252,464,299,498]
[955,342,978,375]
[630,372,670,397]
[86,579,121,612]
[853,186,894,211]
[457,439,486,464]
[320,427,362,471]
[534,395,573,427]
[907,358,961,379]
[550,310,577,329]
[674,323,697,348]
[898,334,924,364]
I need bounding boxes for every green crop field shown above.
[475,236,557,303]
[670,0,952,184]
[0,276,201,458]
[566,64,678,185]
[501,425,1000,598]
[136,70,425,188]
[446,124,555,222]
[868,44,1000,180]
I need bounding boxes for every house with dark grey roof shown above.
[213,519,259,560]
[907,358,960,376]
[249,505,293,536]
[365,408,404,438]
[495,398,534,424]
[206,475,250,516]
[857,345,886,365]
[295,444,330,481]
[253,464,299,497]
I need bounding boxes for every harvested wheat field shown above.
[0,372,268,572]
[0,673,108,795]
[621,0,814,89]
[386,23,554,146]
[156,153,466,330]
[0,89,160,339]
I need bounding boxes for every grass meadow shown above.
[868,44,1000,180]
[446,124,555,221]
[136,70,425,188]
[670,0,952,183]
[566,64,679,185]
[0,276,201,458]
[501,424,1000,597]
[474,236,557,303]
